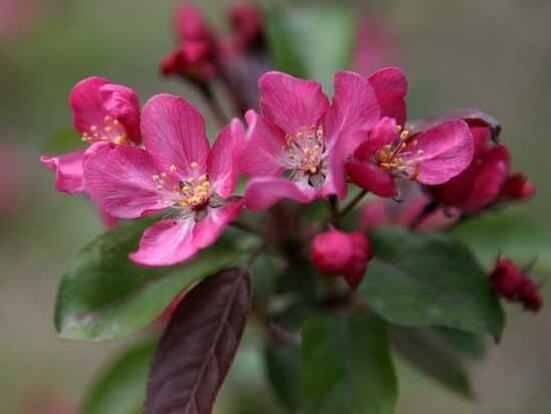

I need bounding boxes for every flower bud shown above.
[489,258,543,312]
[311,230,372,289]
[500,173,535,201]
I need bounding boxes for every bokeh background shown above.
[1,0,550,413]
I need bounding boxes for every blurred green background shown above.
[1,0,550,413]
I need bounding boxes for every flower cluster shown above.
[41,4,536,297]
[42,63,536,287]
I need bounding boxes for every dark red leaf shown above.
[143,268,252,414]
[408,108,501,141]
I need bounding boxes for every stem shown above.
[325,195,339,227]
[339,190,368,219]
[199,84,229,128]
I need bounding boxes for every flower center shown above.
[285,125,325,175]
[375,127,422,180]
[82,115,129,145]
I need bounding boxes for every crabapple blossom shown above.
[241,70,380,210]
[84,94,245,266]
[41,76,140,194]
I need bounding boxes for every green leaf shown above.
[266,6,357,91]
[390,327,473,398]
[43,128,85,153]
[265,340,302,412]
[82,338,156,414]
[452,212,551,274]
[302,312,397,414]
[433,327,486,360]
[360,228,504,339]
[55,218,244,341]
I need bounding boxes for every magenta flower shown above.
[84,94,245,266]
[360,185,459,232]
[429,126,511,213]
[241,70,381,210]
[41,76,141,194]
[311,230,372,289]
[161,2,217,85]
[347,69,474,198]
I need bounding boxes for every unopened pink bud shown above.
[489,258,543,312]
[501,173,535,201]
[311,230,372,289]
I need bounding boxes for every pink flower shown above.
[241,70,381,210]
[173,2,214,42]
[347,70,474,198]
[225,3,264,56]
[360,185,459,231]
[161,2,218,85]
[311,230,372,289]
[429,126,511,213]
[489,258,543,312]
[84,94,245,266]
[41,76,141,194]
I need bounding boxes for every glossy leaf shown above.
[55,218,243,341]
[265,340,302,412]
[267,6,357,91]
[82,338,156,414]
[144,268,252,414]
[452,212,551,274]
[390,327,472,398]
[302,312,397,414]
[360,228,504,339]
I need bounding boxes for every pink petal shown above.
[324,71,380,149]
[460,145,510,213]
[244,176,317,211]
[346,160,397,198]
[174,2,212,41]
[193,200,244,249]
[69,76,110,136]
[259,71,329,135]
[368,67,408,126]
[99,83,141,143]
[130,218,197,266]
[40,149,86,194]
[141,94,210,178]
[404,120,474,185]
[84,144,172,219]
[354,117,399,161]
[471,126,491,157]
[240,110,288,177]
[208,118,245,198]
[323,71,381,198]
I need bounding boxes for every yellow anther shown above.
[113,119,120,126]
[104,126,113,132]
[400,130,409,140]
[169,165,177,173]
[101,136,109,141]
[104,115,112,122]
[90,125,98,132]
[190,161,199,169]
[114,135,127,145]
